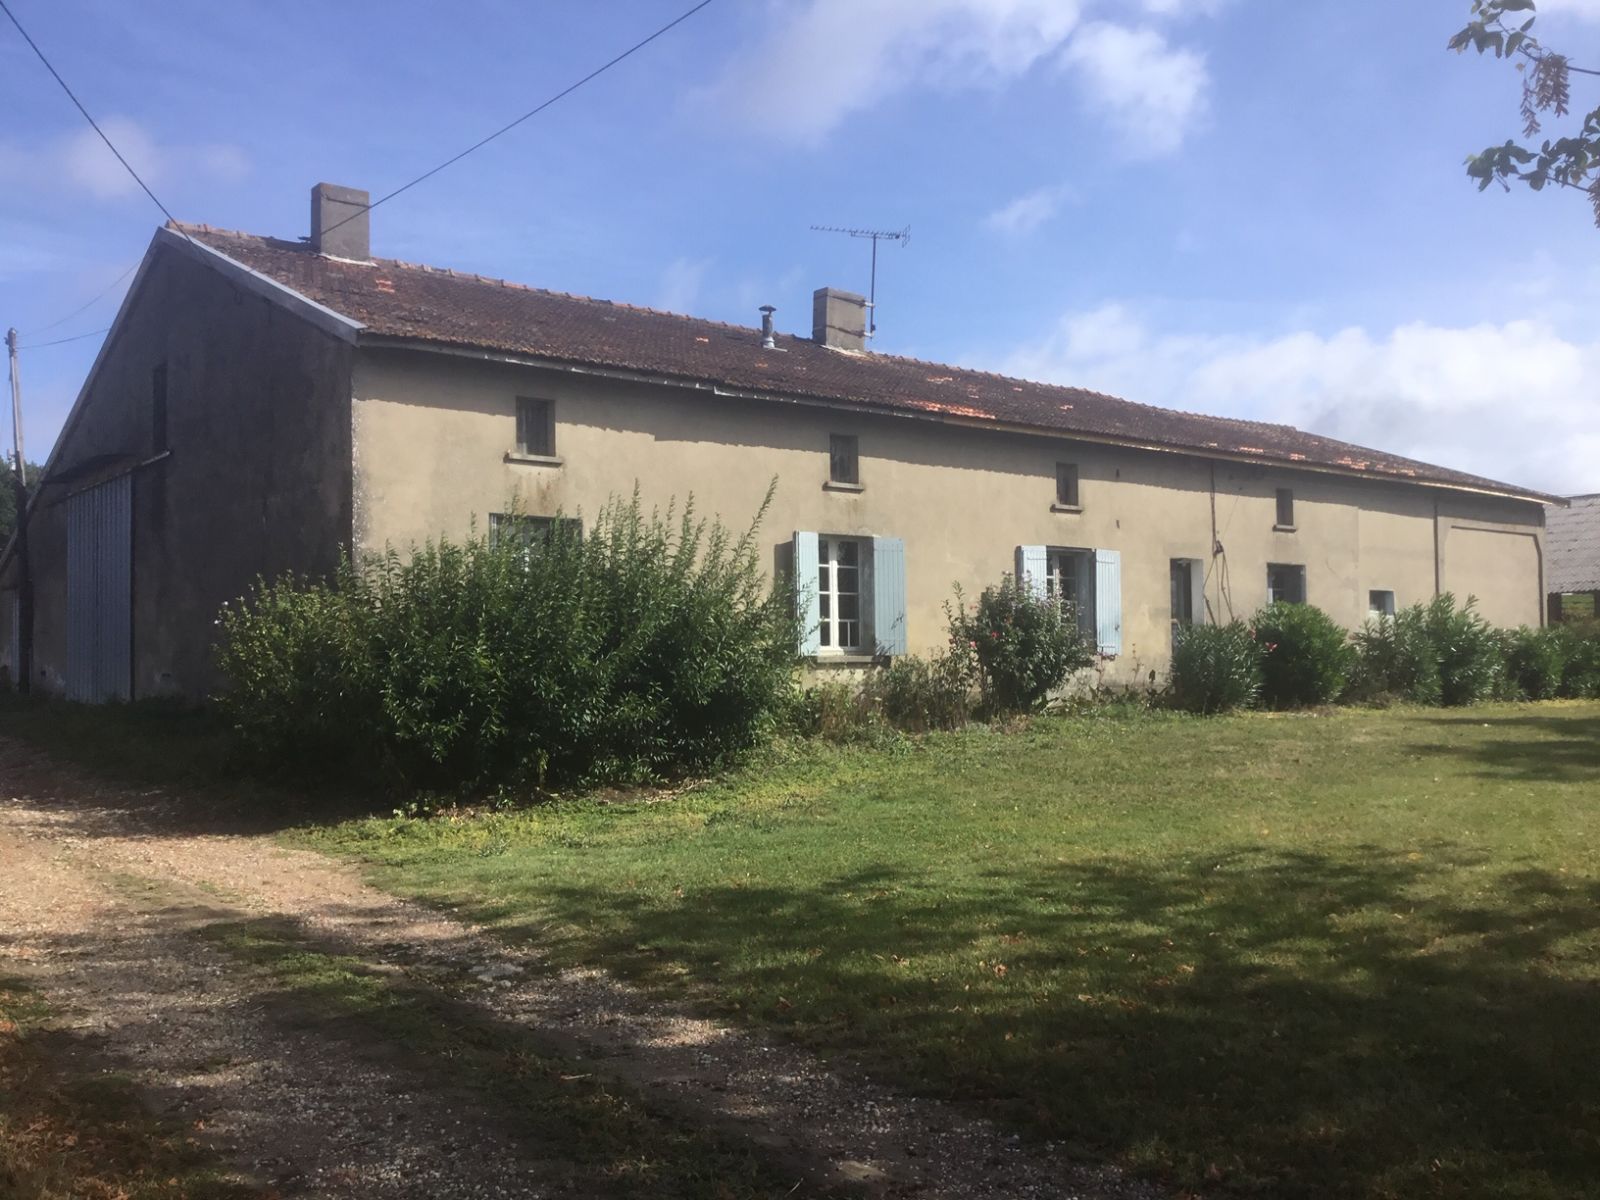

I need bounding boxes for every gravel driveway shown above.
[0,737,1161,1200]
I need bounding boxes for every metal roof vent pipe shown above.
[759,305,777,350]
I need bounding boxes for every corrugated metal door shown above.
[66,474,132,702]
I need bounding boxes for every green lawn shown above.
[300,704,1600,1199]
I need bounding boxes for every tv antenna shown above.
[810,224,910,337]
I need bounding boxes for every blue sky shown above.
[2,0,1598,492]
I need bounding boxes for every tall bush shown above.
[1251,602,1354,708]
[216,490,799,791]
[1557,621,1600,698]
[1503,626,1567,700]
[1168,622,1263,714]
[946,576,1094,714]
[1424,594,1504,706]
[1349,605,1442,706]
[212,567,382,771]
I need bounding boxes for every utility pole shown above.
[7,328,23,474]
[6,328,31,694]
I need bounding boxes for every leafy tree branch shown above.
[1451,0,1600,223]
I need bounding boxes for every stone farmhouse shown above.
[0,185,1554,701]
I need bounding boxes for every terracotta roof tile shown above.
[175,223,1550,501]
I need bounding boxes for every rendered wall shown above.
[350,348,1545,679]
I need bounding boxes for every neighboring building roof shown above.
[173,222,1553,503]
[1547,493,1600,593]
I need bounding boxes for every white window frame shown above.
[817,535,867,653]
[1046,546,1096,638]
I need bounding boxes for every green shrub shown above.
[1349,606,1442,706]
[1557,621,1600,698]
[789,680,882,743]
[1251,602,1354,708]
[216,490,799,791]
[212,569,381,772]
[947,576,1094,715]
[866,649,973,732]
[1168,622,1263,714]
[1425,594,1504,706]
[1503,626,1567,700]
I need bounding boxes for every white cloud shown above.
[1138,0,1232,17]
[1002,303,1600,494]
[983,182,1076,235]
[0,118,249,203]
[699,1,1212,154]
[1535,0,1600,21]
[656,256,712,314]
[1057,23,1208,157]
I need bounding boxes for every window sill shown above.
[1050,502,1083,514]
[505,452,563,467]
[823,480,865,493]
[1273,524,1297,533]
[809,653,883,666]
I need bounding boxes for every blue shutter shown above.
[794,531,821,656]
[1095,548,1122,657]
[870,536,907,656]
[1015,545,1048,600]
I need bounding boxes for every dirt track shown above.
[0,737,1157,1199]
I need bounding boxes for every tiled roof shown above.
[1547,493,1600,593]
[175,222,1551,502]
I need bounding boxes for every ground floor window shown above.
[1267,563,1307,605]
[818,536,864,651]
[489,513,582,550]
[1170,558,1204,652]
[1046,547,1096,638]
[1171,560,1196,625]
[1369,589,1396,618]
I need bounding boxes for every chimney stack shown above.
[759,305,776,349]
[812,287,867,351]
[310,182,371,261]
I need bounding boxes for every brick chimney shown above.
[310,182,371,261]
[812,287,868,351]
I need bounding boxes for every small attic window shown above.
[1275,488,1296,530]
[1055,462,1080,509]
[516,397,555,457]
[829,434,860,486]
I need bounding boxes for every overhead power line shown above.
[318,0,717,240]
[23,326,110,349]
[23,261,138,337]
[0,0,185,230]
